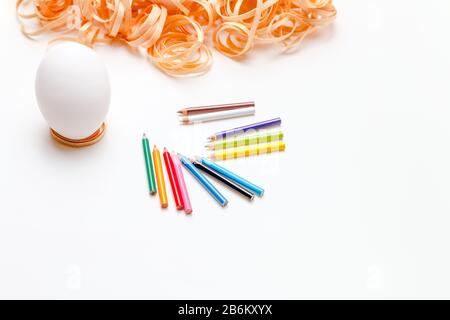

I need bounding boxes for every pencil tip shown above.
[143,133,146,138]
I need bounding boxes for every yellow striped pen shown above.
[205,130,283,151]
[209,141,286,161]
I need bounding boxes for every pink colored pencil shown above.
[172,151,193,214]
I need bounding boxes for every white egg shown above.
[35,42,111,140]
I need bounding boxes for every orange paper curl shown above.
[16,0,336,76]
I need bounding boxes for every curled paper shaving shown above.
[16,0,336,76]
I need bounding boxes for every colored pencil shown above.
[207,118,282,141]
[153,146,168,208]
[180,107,255,125]
[179,154,228,207]
[163,148,184,210]
[177,102,255,116]
[198,158,265,197]
[209,141,286,161]
[172,152,193,214]
[205,130,284,150]
[192,160,255,200]
[142,133,157,195]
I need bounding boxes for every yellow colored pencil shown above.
[153,146,168,208]
[209,141,286,161]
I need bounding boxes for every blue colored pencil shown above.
[179,155,228,207]
[198,158,265,197]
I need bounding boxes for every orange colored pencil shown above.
[153,146,168,209]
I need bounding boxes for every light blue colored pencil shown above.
[199,158,265,197]
[179,155,228,207]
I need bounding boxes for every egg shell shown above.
[35,42,111,140]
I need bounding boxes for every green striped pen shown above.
[142,133,157,195]
[205,130,284,150]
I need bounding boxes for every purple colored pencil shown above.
[207,118,282,141]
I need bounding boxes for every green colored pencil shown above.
[205,130,284,150]
[142,133,157,195]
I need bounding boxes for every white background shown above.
[1,0,450,299]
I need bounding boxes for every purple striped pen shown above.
[207,118,282,141]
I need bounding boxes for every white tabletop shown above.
[1,0,450,299]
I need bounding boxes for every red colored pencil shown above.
[163,148,184,210]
